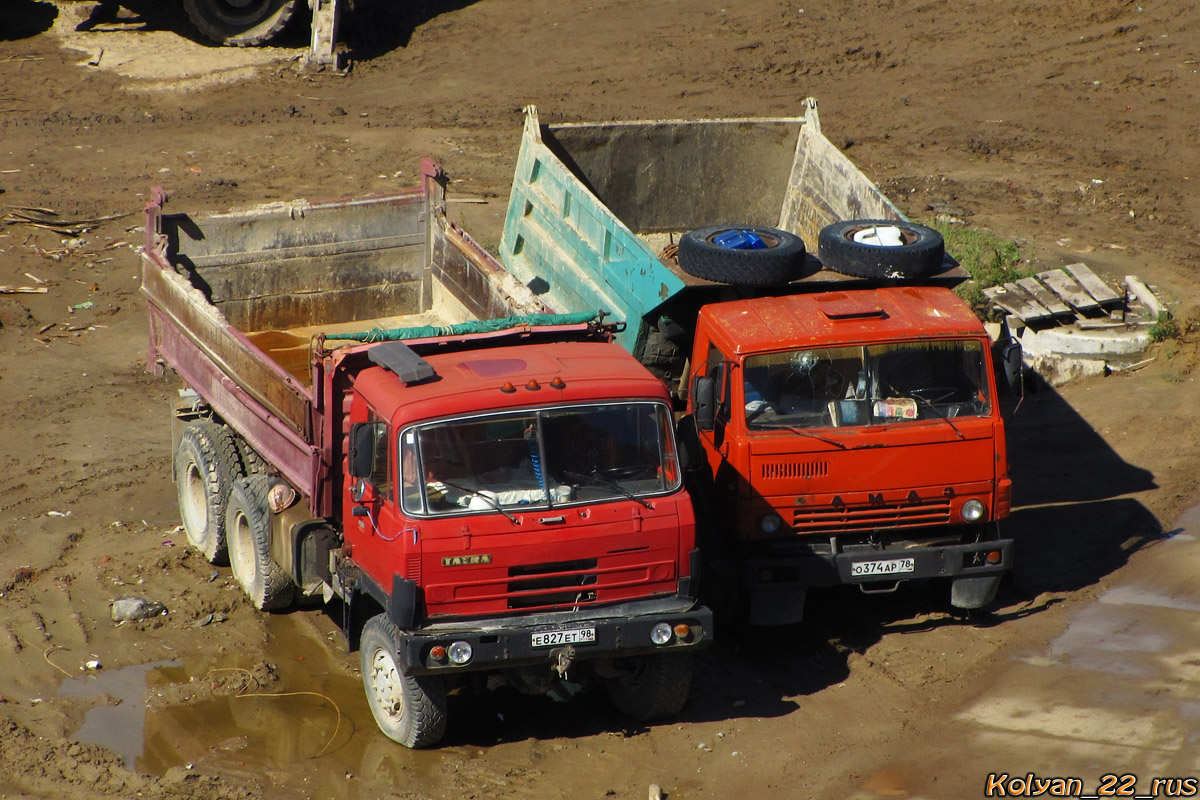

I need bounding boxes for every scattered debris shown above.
[0,285,47,294]
[69,301,94,312]
[649,784,664,800]
[2,207,132,237]
[111,596,167,622]
[981,263,1167,386]
[84,659,102,671]
[46,510,71,518]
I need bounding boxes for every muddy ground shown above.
[2,0,1200,798]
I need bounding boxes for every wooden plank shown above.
[1037,269,1101,313]
[1065,262,1122,306]
[1015,277,1073,317]
[1125,275,1164,318]
[983,285,1052,323]
[1002,282,1053,319]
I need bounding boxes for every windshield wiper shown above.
[760,424,847,450]
[562,470,653,509]
[435,478,521,524]
[909,394,966,440]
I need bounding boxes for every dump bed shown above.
[499,99,962,351]
[142,159,546,513]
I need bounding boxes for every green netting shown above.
[324,312,601,343]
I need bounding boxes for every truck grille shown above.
[792,498,951,534]
[761,460,829,480]
[506,558,599,610]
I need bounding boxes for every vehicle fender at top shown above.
[183,0,301,46]
[677,225,806,285]
[817,219,945,279]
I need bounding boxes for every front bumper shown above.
[396,600,713,676]
[745,537,1013,590]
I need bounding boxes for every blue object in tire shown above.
[711,229,768,250]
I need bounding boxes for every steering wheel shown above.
[911,386,958,404]
[597,464,654,481]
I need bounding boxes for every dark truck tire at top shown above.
[677,226,806,285]
[183,0,300,46]
[174,421,243,565]
[817,219,945,279]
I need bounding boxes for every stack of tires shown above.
[675,219,944,285]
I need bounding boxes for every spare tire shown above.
[677,226,806,285]
[817,219,945,279]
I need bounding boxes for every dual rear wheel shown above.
[174,421,295,609]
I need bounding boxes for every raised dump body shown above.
[498,102,1011,626]
[144,159,547,516]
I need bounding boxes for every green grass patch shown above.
[928,221,1030,317]
[1149,311,1179,343]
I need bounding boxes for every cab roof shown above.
[701,286,986,355]
[352,339,669,424]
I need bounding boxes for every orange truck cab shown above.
[689,287,1012,625]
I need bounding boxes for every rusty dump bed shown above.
[141,160,545,510]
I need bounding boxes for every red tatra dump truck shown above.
[141,161,711,748]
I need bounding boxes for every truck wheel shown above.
[677,226,806,285]
[817,219,945,279]
[175,421,242,565]
[360,615,449,749]
[182,0,300,46]
[225,475,295,611]
[604,652,694,721]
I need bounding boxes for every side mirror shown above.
[349,422,378,479]
[675,414,701,470]
[692,376,716,431]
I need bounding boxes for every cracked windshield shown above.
[743,341,991,430]
[401,402,679,515]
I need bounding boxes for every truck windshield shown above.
[401,402,679,516]
[742,340,991,431]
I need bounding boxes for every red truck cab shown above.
[333,334,709,745]
[689,286,1013,625]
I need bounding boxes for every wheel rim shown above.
[846,224,914,247]
[180,461,208,545]
[368,648,405,724]
[228,507,256,591]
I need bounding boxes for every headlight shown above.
[447,640,473,664]
[962,499,986,522]
[650,622,674,645]
[759,513,784,534]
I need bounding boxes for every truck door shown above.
[346,407,415,593]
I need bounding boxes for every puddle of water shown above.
[1100,585,1200,613]
[59,659,182,770]
[62,611,451,793]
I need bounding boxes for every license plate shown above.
[531,628,596,648]
[851,558,915,577]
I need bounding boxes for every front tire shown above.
[174,421,243,565]
[360,615,449,749]
[604,652,694,722]
[182,0,301,46]
[225,475,295,611]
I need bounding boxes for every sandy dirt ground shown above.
[2,0,1200,798]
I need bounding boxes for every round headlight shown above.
[447,640,473,665]
[962,499,986,522]
[650,622,674,645]
[759,513,784,534]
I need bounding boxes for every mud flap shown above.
[950,575,1001,609]
[749,587,806,626]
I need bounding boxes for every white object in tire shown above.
[852,225,905,247]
